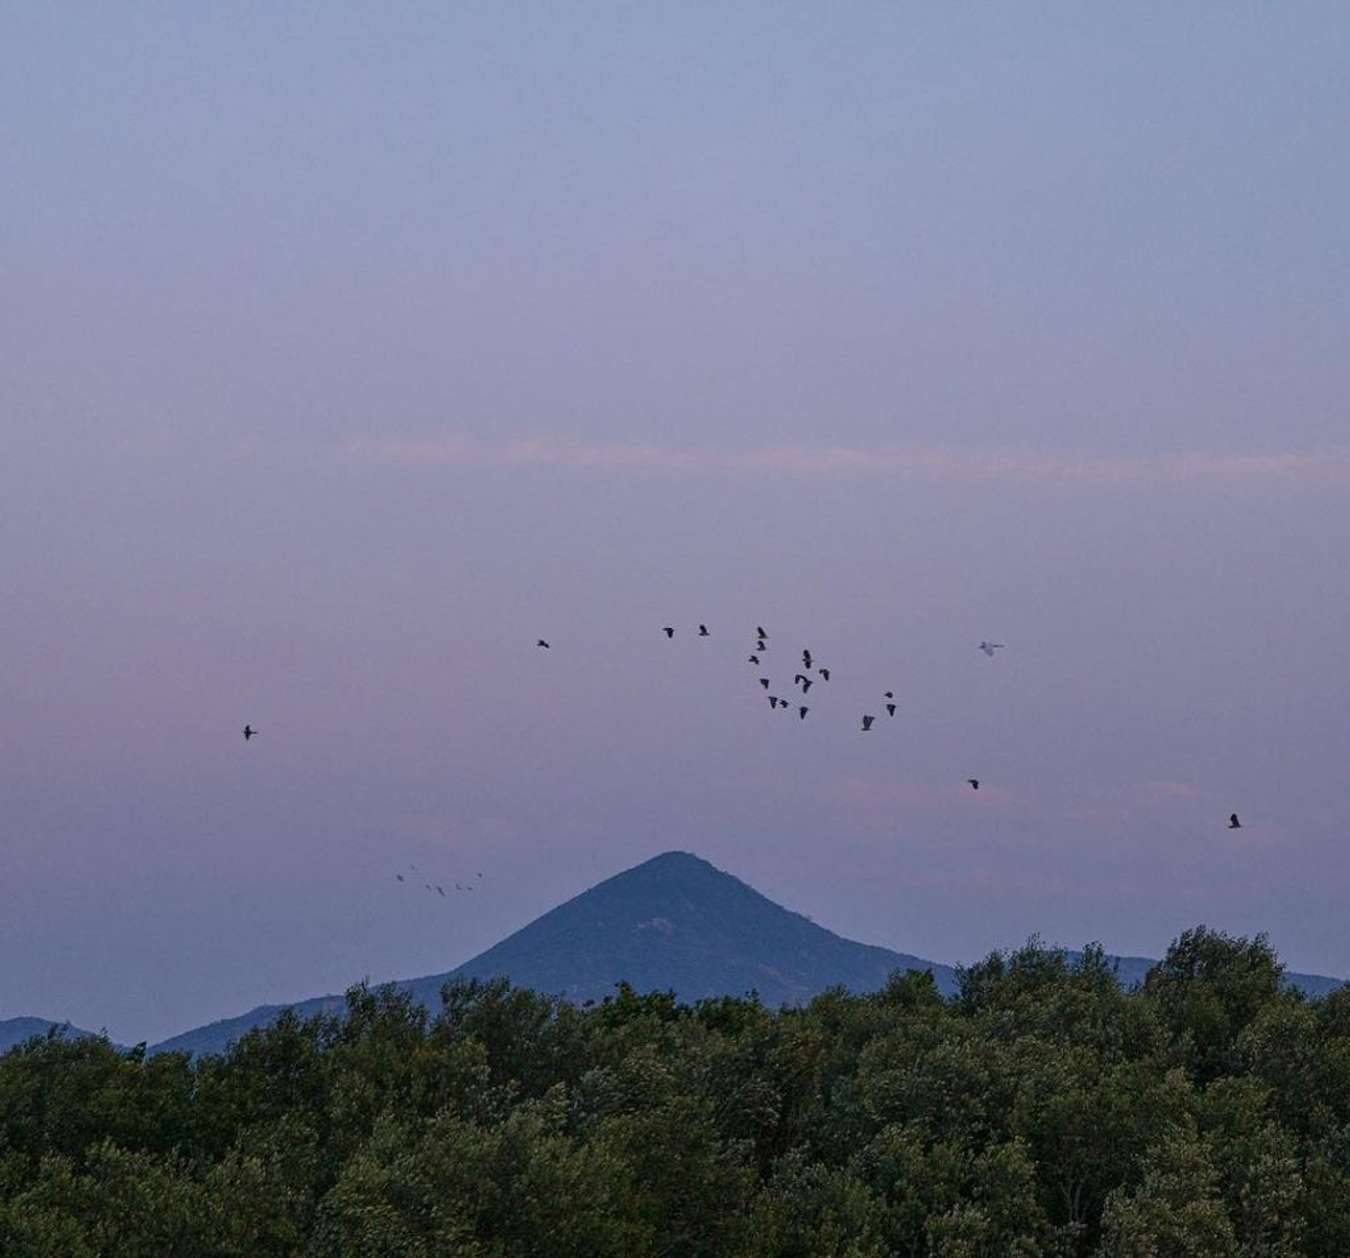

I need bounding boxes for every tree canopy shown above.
[3,926,1348,1255]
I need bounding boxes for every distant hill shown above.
[134,851,1344,1057]
[0,1017,107,1054]
[151,851,956,1056]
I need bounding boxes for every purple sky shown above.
[4,4,1349,1044]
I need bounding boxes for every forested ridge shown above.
[3,927,1348,1256]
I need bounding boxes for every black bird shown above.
[537,639,550,649]
[861,715,875,732]
[1229,813,1242,829]
[757,639,767,652]
[798,705,809,719]
[395,874,405,882]
[979,641,1004,657]
[698,624,710,636]
[242,725,257,741]
[760,678,771,689]
[967,779,980,791]
[663,626,675,638]
[477,872,483,879]
[756,626,768,639]
[748,654,760,665]
[884,691,894,700]
[885,703,896,717]
[768,696,780,708]
[800,678,814,694]
[436,885,445,897]
[818,668,831,681]
[802,650,813,666]
[793,673,807,687]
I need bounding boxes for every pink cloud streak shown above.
[338,436,1350,489]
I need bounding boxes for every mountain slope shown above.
[148,851,1346,1058]
[0,1017,107,1054]
[152,851,954,1055]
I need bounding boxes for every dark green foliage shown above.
[5,928,1350,1254]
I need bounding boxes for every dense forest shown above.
[3,928,1348,1256]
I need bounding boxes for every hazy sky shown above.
[4,4,1349,1044]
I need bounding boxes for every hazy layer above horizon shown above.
[3,3,1348,1043]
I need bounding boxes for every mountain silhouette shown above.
[0,1017,107,1054]
[150,851,954,1056]
[25,851,1338,1058]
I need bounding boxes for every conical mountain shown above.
[143,851,1345,1057]
[401,850,954,1010]
[151,851,952,1055]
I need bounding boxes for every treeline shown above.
[3,928,1349,1255]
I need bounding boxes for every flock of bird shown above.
[393,865,486,899]
[538,623,1244,828]
[236,625,1244,869]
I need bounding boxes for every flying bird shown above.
[436,886,445,897]
[800,678,814,694]
[663,627,675,639]
[537,639,550,649]
[798,705,809,719]
[757,640,767,652]
[886,703,896,717]
[861,715,875,732]
[884,691,894,700]
[748,654,760,665]
[793,674,807,687]
[818,668,830,681]
[760,678,771,689]
[395,874,405,882]
[967,779,980,791]
[242,725,257,741]
[698,624,709,636]
[978,642,1004,657]
[1228,813,1242,829]
[768,696,780,708]
[756,626,768,639]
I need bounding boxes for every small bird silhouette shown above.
[477,872,483,879]
[242,725,257,741]
[768,696,780,708]
[802,650,813,665]
[967,778,980,790]
[759,678,770,689]
[663,627,675,638]
[748,654,760,665]
[1229,813,1242,829]
[861,715,875,731]
[978,641,1004,657]
[395,874,405,882]
[885,703,896,717]
[884,691,894,700]
[818,668,830,681]
[800,678,813,694]
[436,885,445,897]
[757,639,767,652]
[798,705,809,719]
[536,639,550,649]
[793,673,807,687]
[756,626,768,639]
[698,624,709,636]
